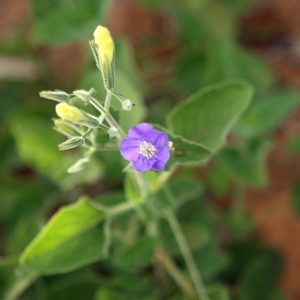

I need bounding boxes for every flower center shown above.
[139,141,156,159]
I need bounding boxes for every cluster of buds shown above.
[39,25,139,172]
[39,26,127,150]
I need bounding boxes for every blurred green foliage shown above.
[1,0,299,299]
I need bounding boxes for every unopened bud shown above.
[168,141,174,151]
[58,137,83,151]
[55,103,85,123]
[93,26,114,69]
[39,90,70,102]
[53,119,77,137]
[122,99,133,111]
[73,89,94,105]
[92,25,115,89]
[108,126,119,138]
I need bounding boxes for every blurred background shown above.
[0,0,300,299]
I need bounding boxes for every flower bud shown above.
[92,25,115,89]
[122,99,133,111]
[73,89,94,105]
[55,103,85,123]
[93,26,114,69]
[168,141,174,151]
[108,126,119,138]
[39,90,70,102]
[53,119,77,137]
[58,137,83,151]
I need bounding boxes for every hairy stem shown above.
[104,90,112,112]
[156,247,196,299]
[164,209,209,300]
[95,87,206,299]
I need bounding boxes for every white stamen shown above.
[139,141,156,159]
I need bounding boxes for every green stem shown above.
[104,90,112,112]
[4,273,38,300]
[108,201,134,216]
[156,247,196,299]
[91,84,205,299]
[164,209,209,300]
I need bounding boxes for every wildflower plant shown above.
[19,25,254,299]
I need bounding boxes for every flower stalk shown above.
[40,24,210,300]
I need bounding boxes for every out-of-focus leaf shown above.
[95,273,158,300]
[113,236,155,271]
[236,91,300,139]
[10,111,68,178]
[207,163,232,196]
[124,173,143,203]
[239,252,282,300]
[31,0,111,45]
[5,213,41,255]
[10,109,102,187]
[167,80,253,152]
[225,211,253,240]
[151,176,203,211]
[44,269,100,300]
[218,140,271,187]
[207,284,230,300]
[161,216,213,257]
[201,39,273,92]
[195,251,230,282]
[20,198,105,274]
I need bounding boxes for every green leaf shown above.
[236,91,300,139]
[166,129,211,168]
[195,251,230,281]
[225,211,253,240]
[167,80,253,152]
[207,284,230,300]
[218,140,271,187]
[239,252,282,300]
[10,111,69,180]
[201,39,273,91]
[20,198,105,274]
[113,236,155,271]
[10,109,102,188]
[31,0,111,45]
[151,176,203,211]
[44,269,100,300]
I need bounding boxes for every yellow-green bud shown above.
[53,119,76,137]
[93,26,114,72]
[55,103,85,122]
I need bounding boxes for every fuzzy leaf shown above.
[167,80,253,152]
[20,198,104,274]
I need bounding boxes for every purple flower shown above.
[120,123,170,172]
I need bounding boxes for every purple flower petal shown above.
[119,123,171,172]
[152,160,166,171]
[153,132,169,150]
[127,123,153,139]
[157,145,170,163]
[132,155,155,172]
[120,138,141,161]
